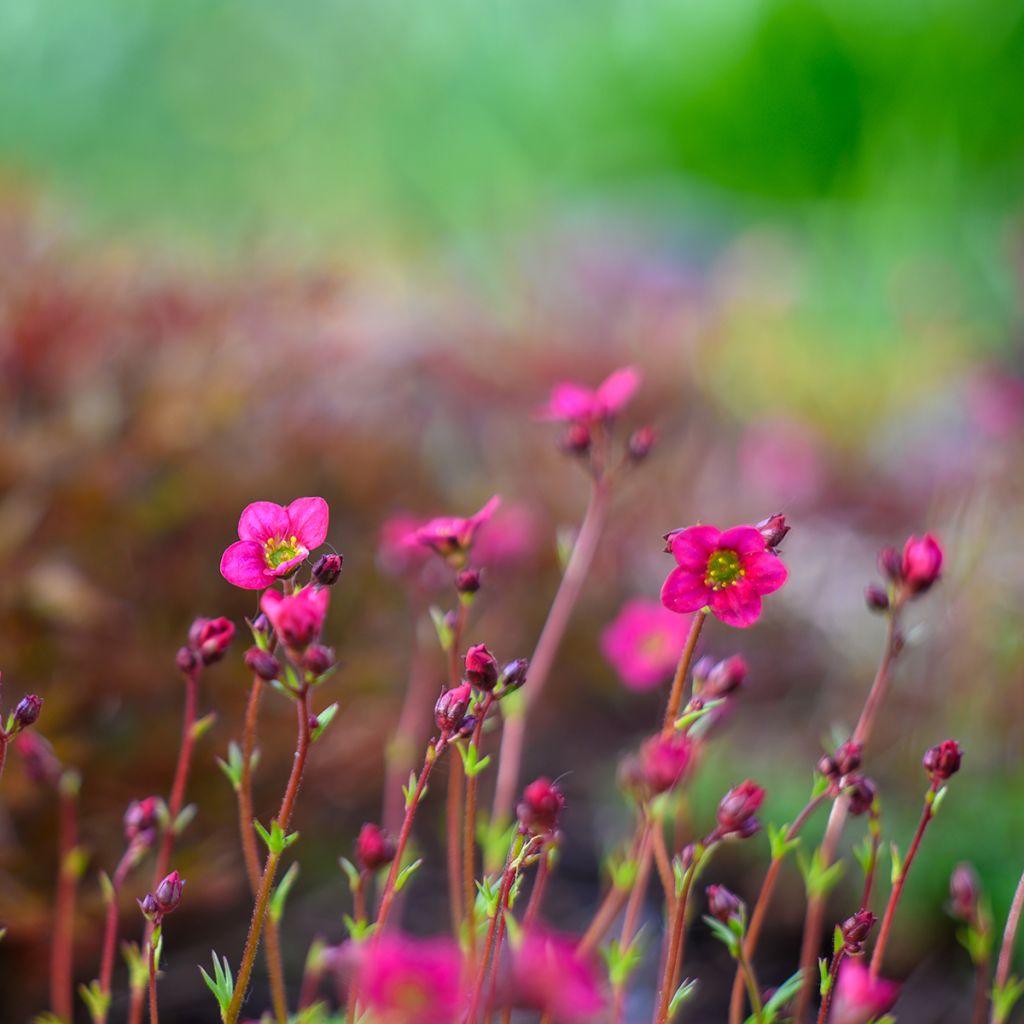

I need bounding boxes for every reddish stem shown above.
[522,847,551,932]
[654,850,702,1024]
[98,846,139,1019]
[815,949,845,1024]
[577,820,648,956]
[662,613,707,736]
[613,822,655,1024]
[51,775,79,1022]
[0,732,8,787]
[993,864,1024,1008]
[147,933,159,1024]
[464,694,494,970]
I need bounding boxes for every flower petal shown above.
[709,581,762,628]
[220,541,273,590]
[718,525,765,557]
[237,501,289,544]
[287,496,329,549]
[537,382,599,421]
[660,567,711,614]
[668,525,721,570]
[470,495,501,528]
[743,551,789,595]
[596,365,642,416]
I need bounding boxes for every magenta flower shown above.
[507,930,605,1021]
[260,586,329,651]
[538,366,642,424]
[830,959,900,1024]
[220,498,329,590]
[600,598,693,691]
[661,524,788,628]
[354,933,464,1024]
[901,533,943,595]
[414,496,500,564]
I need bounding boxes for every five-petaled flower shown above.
[414,496,500,566]
[220,497,329,590]
[661,524,788,628]
[830,959,900,1024]
[538,366,642,424]
[600,598,693,692]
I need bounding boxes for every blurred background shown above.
[1,0,1023,1020]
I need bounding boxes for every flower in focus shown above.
[260,587,330,651]
[464,643,499,691]
[354,933,464,1024]
[220,498,329,590]
[415,496,501,565]
[600,599,692,692]
[538,366,642,424]
[661,524,788,628]
[506,930,605,1022]
[830,959,900,1024]
[901,533,943,595]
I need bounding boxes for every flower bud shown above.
[901,533,943,595]
[756,513,790,552]
[834,741,862,777]
[561,423,592,456]
[13,732,62,787]
[950,862,980,922]
[716,780,765,839]
[864,584,889,613]
[189,616,236,666]
[840,909,876,954]
[817,754,839,781]
[303,644,335,676]
[124,797,161,843]
[845,774,877,817]
[699,655,748,699]
[497,658,529,695]
[455,568,481,595]
[434,683,472,733]
[244,646,281,682]
[175,645,198,674]
[138,893,161,922]
[634,733,692,797]
[878,546,902,582]
[706,884,743,925]
[923,739,962,781]
[154,870,185,914]
[517,777,565,837]
[250,613,272,640]
[312,552,344,587]
[355,823,397,873]
[627,425,657,463]
[464,643,499,691]
[12,694,43,731]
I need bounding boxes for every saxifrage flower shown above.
[414,496,500,564]
[661,524,788,628]
[538,366,642,424]
[260,586,330,651]
[220,497,329,590]
[600,598,693,692]
[830,959,900,1024]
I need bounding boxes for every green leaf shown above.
[191,712,217,742]
[311,702,339,742]
[429,605,453,653]
[833,926,844,956]
[174,803,198,836]
[78,980,110,1024]
[122,941,149,990]
[992,975,1024,1023]
[798,849,845,899]
[818,957,830,996]
[394,858,423,894]
[608,853,638,892]
[556,526,577,574]
[402,770,421,811]
[339,856,362,893]
[702,915,740,957]
[767,822,800,862]
[343,914,375,941]
[254,819,299,856]
[601,931,646,989]
[216,741,245,793]
[99,871,114,906]
[762,969,803,1020]
[668,978,698,1018]
[674,698,726,732]
[198,951,235,1022]
[890,842,903,885]
[269,861,300,923]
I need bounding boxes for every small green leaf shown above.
[174,803,198,836]
[394,858,423,893]
[767,822,800,862]
[191,712,217,742]
[311,702,339,742]
[429,606,453,652]
[339,856,362,893]
[198,951,235,1022]
[269,862,300,923]
[818,958,831,996]
[99,871,114,906]
[890,842,903,885]
[78,980,110,1024]
[703,915,740,957]
[556,526,577,574]
[668,978,698,1017]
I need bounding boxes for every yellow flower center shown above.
[264,535,302,568]
[705,549,744,590]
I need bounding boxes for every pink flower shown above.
[538,366,642,423]
[260,587,329,651]
[378,514,433,577]
[830,959,900,1024]
[220,498,329,590]
[415,496,500,564]
[600,598,693,691]
[355,934,464,1024]
[901,533,943,595]
[507,930,605,1021]
[661,524,788,628]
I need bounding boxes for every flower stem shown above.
[612,821,655,1024]
[662,612,707,736]
[147,933,159,1024]
[98,846,139,1021]
[0,732,8,787]
[654,849,704,1024]
[224,688,312,1024]
[737,945,765,1024]
[464,694,494,971]
[815,948,845,1024]
[490,479,610,826]
[51,772,80,1023]
[993,864,1024,1017]
[523,846,551,932]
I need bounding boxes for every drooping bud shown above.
[154,870,185,914]
[355,823,397,873]
[561,423,592,457]
[124,797,161,844]
[706,884,743,925]
[627,425,657,463]
[464,643,499,691]
[756,513,790,552]
[12,694,43,731]
[845,775,877,817]
[244,646,281,682]
[312,552,344,587]
[923,739,962,781]
[517,777,565,837]
[864,585,890,613]
[434,683,472,733]
[840,909,876,955]
[455,568,481,595]
[901,534,943,596]
[189,616,236,666]
[949,863,980,922]
[716,780,765,839]
[302,644,335,677]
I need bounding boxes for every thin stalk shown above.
[51,773,79,1022]
[654,851,702,1024]
[737,945,765,1024]
[972,955,991,1024]
[491,480,610,825]
[815,949,845,1024]
[992,865,1024,1018]
[860,809,882,912]
[147,936,159,1024]
[224,689,312,1024]
[662,613,707,736]
[612,823,655,1024]
[0,732,7,786]
[448,758,465,934]
[98,847,139,1020]
[464,695,494,970]
[522,847,551,932]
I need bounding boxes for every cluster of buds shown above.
[619,732,693,800]
[433,654,528,737]
[178,617,235,672]
[713,780,765,840]
[355,823,397,873]
[923,739,962,783]
[138,870,185,924]
[817,741,878,816]
[868,533,943,611]
[839,909,876,956]
[517,777,566,839]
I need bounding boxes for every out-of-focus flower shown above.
[631,733,692,797]
[506,930,605,1021]
[354,933,464,1024]
[188,616,235,665]
[739,419,824,505]
[706,884,743,925]
[355,823,397,873]
[600,599,692,692]
[661,524,788,628]
[124,797,161,843]
[830,959,900,1024]
[537,366,642,424]
[901,534,943,595]
[627,425,657,462]
[415,497,501,565]
[473,503,539,569]
[715,780,765,839]
[844,775,877,817]
[464,643,499,691]
[302,643,334,676]
[260,587,330,651]
[692,654,748,699]
[923,739,962,781]
[378,514,433,578]
[220,497,329,590]
[12,694,43,731]
[13,731,62,787]
[517,778,566,837]
[949,862,981,922]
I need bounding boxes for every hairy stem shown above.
[662,613,707,736]
[993,864,1024,1013]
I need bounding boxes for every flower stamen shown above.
[705,549,744,590]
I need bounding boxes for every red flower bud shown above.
[517,777,565,837]
[561,423,592,456]
[841,909,876,954]
[455,568,482,595]
[154,870,185,914]
[189,616,236,666]
[864,584,890,613]
[435,683,472,733]
[697,655,748,699]
[138,893,161,922]
[627,425,657,463]
[355,823,397,872]
[923,739,962,781]
[12,694,43,731]
[312,552,344,587]
[244,646,280,682]
[716,780,765,839]
[950,862,980,922]
[706,884,743,925]
[124,797,161,843]
[756,513,790,552]
[834,741,862,777]
[465,643,499,691]
[175,645,198,674]
[498,658,529,694]
[901,533,943,596]
[303,644,334,676]
[634,733,692,797]
[877,546,902,582]
[845,775,877,817]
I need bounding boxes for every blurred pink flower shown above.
[415,496,500,563]
[830,959,900,1024]
[538,366,642,423]
[600,598,692,691]
[473,502,539,568]
[355,933,464,1024]
[507,930,605,1021]
[966,366,1024,436]
[260,586,329,650]
[220,497,329,590]
[378,513,433,577]
[901,532,943,595]
[739,418,823,505]
[661,524,788,628]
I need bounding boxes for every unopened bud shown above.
[12,694,43,731]
[845,774,877,817]
[706,884,743,925]
[699,655,748,699]
[312,552,344,587]
[464,643,499,691]
[138,893,161,922]
[878,546,902,582]
[627,425,657,463]
[901,533,943,596]
[864,584,890,613]
[950,863,980,922]
[517,777,565,837]
[188,616,236,666]
[834,741,862,777]
[176,646,198,674]
[244,647,280,682]
[355,823,397,872]
[716,780,765,839]
[841,909,876,954]
[434,683,472,733]
[124,797,161,843]
[561,423,592,456]
[497,658,529,695]
[303,644,334,676]
[154,870,184,914]
[923,739,962,781]
[455,568,481,595]
[756,513,790,552]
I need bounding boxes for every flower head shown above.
[517,777,566,837]
[188,616,235,666]
[538,366,642,425]
[830,959,899,1024]
[600,599,693,692]
[220,498,329,590]
[464,643,499,691]
[923,739,962,782]
[354,933,464,1024]
[901,533,943,595]
[625,733,693,798]
[706,884,744,925]
[355,823,397,873]
[715,780,765,839]
[506,930,605,1021]
[435,683,472,733]
[415,496,501,566]
[661,524,788,628]
[260,587,330,652]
